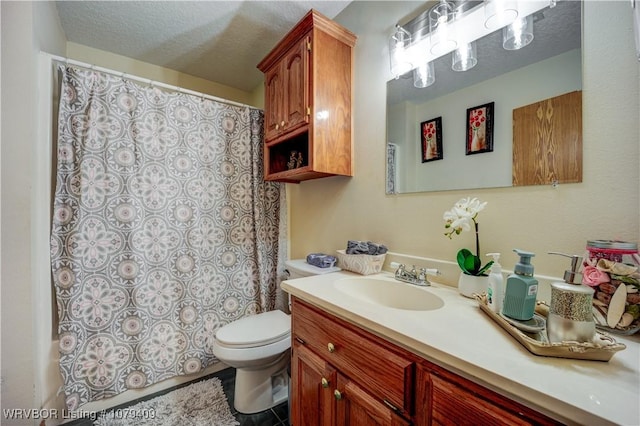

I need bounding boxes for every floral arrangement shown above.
[444,197,493,276]
[469,108,486,134]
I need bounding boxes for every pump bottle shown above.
[486,253,503,313]
[502,249,538,321]
[547,252,595,343]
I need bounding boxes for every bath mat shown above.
[94,377,239,426]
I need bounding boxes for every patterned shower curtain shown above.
[50,66,285,409]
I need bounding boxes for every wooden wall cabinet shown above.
[290,297,562,426]
[257,10,356,182]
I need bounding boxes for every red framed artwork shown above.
[466,102,494,155]
[420,117,443,162]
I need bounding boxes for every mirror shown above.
[386,1,581,194]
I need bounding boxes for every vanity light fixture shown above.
[452,41,478,71]
[503,14,534,50]
[389,25,412,78]
[414,61,436,88]
[388,0,553,80]
[429,0,458,56]
[484,0,518,30]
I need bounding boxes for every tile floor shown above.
[63,367,289,426]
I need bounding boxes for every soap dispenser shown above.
[502,249,538,321]
[486,253,503,313]
[547,252,595,343]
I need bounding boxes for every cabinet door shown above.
[291,341,336,426]
[415,365,560,426]
[264,64,284,141]
[283,35,310,135]
[263,36,309,143]
[335,374,411,426]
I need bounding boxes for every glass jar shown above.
[584,240,640,335]
[586,239,639,264]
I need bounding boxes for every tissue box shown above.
[335,249,386,275]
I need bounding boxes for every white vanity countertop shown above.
[281,271,640,426]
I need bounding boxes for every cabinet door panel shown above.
[430,374,530,426]
[264,66,284,141]
[284,36,310,134]
[416,365,559,426]
[292,341,335,426]
[336,375,410,426]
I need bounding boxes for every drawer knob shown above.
[334,389,342,400]
[327,342,336,353]
[275,124,279,130]
[321,378,329,388]
[281,120,285,127]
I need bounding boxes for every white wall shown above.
[66,42,261,108]
[389,49,582,193]
[1,2,66,424]
[1,3,257,424]
[289,2,639,287]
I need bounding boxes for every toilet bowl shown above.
[213,259,341,414]
[212,309,291,414]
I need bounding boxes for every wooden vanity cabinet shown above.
[291,298,414,425]
[257,10,356,182]
[289,297,562,426]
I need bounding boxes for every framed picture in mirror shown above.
[420,117,443,163]
[466,102,494,155]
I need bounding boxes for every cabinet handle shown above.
[280,120,285,127]
[275,124,279,130]
[327,342,336,353]
[321,378,329,388]
[383,399,399,412]
[334,389,342,400]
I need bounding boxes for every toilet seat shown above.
[215,310,291,349]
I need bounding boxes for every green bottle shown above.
[502,249,538,321]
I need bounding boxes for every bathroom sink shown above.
[333,277,444,311]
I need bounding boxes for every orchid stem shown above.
[474,221,480,259]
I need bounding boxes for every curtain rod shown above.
[44,53,258,110]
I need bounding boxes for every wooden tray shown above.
[474,294,626,362]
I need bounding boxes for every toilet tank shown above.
[284,259,341,279]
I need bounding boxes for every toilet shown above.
[212,259,340,414]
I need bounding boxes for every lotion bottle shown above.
[502,249,538,321]
[486,253,503,313]
[546,252,595,343]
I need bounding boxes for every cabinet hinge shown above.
[306,40,312,51]
[307,107,311,116]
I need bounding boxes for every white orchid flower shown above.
[444,197,491,276]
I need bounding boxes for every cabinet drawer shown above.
[293,299,414,414]
[430,374,534,425]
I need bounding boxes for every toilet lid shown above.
[215,310,291,348]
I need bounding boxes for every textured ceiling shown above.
[55,1,353,92]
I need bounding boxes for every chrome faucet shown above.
[394,263,440,286]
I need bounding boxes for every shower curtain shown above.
[50,66,285,409]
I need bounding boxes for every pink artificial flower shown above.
[582,265,610,287]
